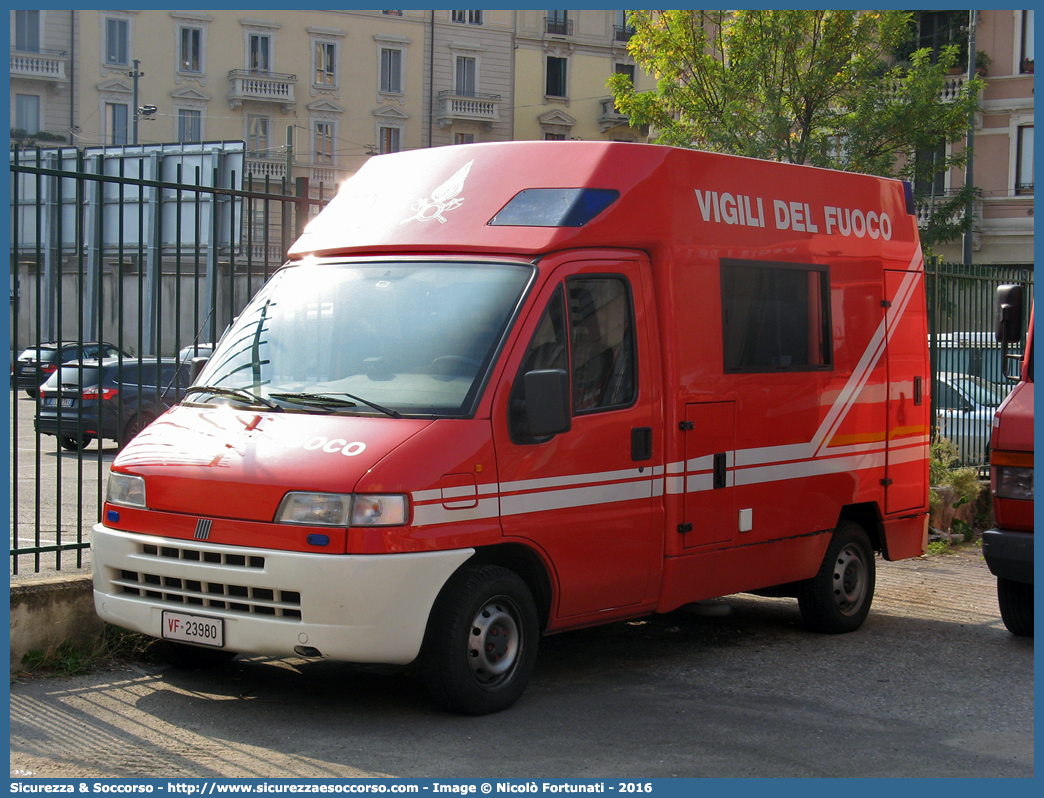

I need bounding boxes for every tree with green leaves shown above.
[608,10,982,248]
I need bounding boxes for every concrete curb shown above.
[10,576,103,672]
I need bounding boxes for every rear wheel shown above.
[423,564,539,715]
[997,577,1033,636]
[156,640,237,669]
[798,521,876,633]
[59,435,93,452]
[25,389,36,399]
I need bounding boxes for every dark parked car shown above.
[13,342,127,397]
[35,357,189,451]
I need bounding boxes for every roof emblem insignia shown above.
[402,160,474,224]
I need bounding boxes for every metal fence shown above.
[9,144,333,575]
[926,258,1034,470]
[7,151,1035,572]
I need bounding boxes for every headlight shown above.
[351,494,408,527]
[106,472,146,508]
[994,466,1034,501]
[275,492,352,526]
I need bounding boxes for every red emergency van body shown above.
[93,142,930,714]
[984,287,1033,636]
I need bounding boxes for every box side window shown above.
[721,259,832,373]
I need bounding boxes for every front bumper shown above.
[92,524,474,664]
[982,528,1034,585]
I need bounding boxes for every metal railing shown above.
[926,259,1034,470]
[9,144,331,575]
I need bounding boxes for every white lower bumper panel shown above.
[91,524,475,664]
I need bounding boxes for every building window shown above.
[249,34,272,73]
[107,103,129,146]
[1022,10,1035,72]
[179,27,203,73]
[314,123,334,164]
[14,10,40,53]
[14,94,41,134]
[379,126,401,154]
[546,11,571,36]
[544,133,566,141]
[315,42,336,86]
[455,56,476,96]
[455,133,475,145]
[721,260,832,373]
[1016,125,1034,194]
[247,115,270,157]
[105,18,130,66]
[913,143,946,198]
[546,57,567,98]
[177,109,202,143]
[615,63,636,85]
[615,10,635,42]
[380,48,403,94]
[451,11,483,25]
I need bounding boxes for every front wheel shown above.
[798,521,876,633]
[422,564,539,715]
[997,577,1033,636]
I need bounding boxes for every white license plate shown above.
[20,366,34,374]
[44,398,74,407]
[161,610,224,647]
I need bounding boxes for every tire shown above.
[997,577,1033,637]
[59,435,93,452]
[25,389,36,399]
[798,521,876,634]
[156,640,237,669]
[121,412,156,448]
[422,564,540,715]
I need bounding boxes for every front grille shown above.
[141,542,265,569]
[114,569,303,619]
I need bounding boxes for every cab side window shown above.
[509,287,568,443]
[509,276,637,444]
[567,277,635,413]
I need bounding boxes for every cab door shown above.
[492,257,659,619]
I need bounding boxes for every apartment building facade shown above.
[10,9,1031,267]
[928,9,1034,268]
[513,9,652,142]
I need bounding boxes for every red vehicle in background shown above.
[985,285,1034,636]
[91,142,932,713]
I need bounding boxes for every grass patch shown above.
[18,625,160,679]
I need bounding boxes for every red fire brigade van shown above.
[985,285,1033,636]
[93,142,930,714]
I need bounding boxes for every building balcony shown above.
[599,98,631,131]
[614,25,636,42]
[228,70,297,112]
[913,190,971,229]
[545,17,573,36]
[244,155,289,185]
[10,48,68,84]
[436,91,502,130]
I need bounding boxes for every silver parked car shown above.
[934,372,1010,462]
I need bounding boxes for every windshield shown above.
[192,261,532,416]
[948,374,1007,407]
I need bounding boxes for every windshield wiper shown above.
[184,385,282,411]
[269,391,403,419]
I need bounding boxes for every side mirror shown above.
[524,369,571,437]
[995,284,1024,344]
[188,356,209,385]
